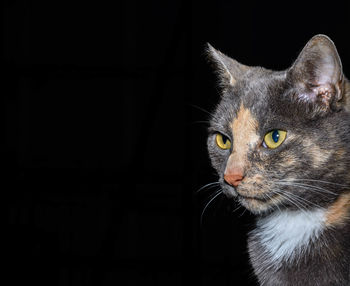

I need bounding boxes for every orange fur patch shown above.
[225,104,259,173]
[303,138,331,168]
[325,192,350,227]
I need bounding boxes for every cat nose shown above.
[224,171,244,187]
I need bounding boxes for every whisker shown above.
[273,189,310,217]
[285,178,349,188]
[188,104,213,116]
[291,183,337,197]
[239,207,247,218]
[200,189,223,226]
[281,189,321,209]
[271,193,290,212]
[231,203,243,213]
[276,183,334,207]
[274,189,309,209]
[264,192,282,213]
[274,187,326,223]
[196,182,221,193]
[276,181,337,196]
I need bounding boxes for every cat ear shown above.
[207,43,248,87]
[288,34,344,110]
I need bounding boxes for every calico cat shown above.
[206,35,350,286]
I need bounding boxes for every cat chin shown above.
[238,195,277,215]
[222,186,277,214]
[222,184,286,214]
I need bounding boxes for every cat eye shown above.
[263,130,287,149]
[215,133,231,150]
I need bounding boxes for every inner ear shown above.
[288,35,343,110]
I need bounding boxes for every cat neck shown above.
[253,208,326,264]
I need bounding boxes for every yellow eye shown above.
[216,133,231,150]
[263,130,287,149]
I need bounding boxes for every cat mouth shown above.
[236,191,281,214]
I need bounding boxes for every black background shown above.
[5,1,350,285]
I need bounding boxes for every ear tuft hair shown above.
[206,43,248,89]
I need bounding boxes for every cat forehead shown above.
[210,68,310,131]
[230,69,286,100]
[213,70,290,122]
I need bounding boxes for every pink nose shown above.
[224,173,244,187]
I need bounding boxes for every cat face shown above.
[207,35,350,215]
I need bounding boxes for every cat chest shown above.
[250,209,326,264]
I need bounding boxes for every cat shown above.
[206,35,350,286]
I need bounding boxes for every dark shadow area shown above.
[5,0,350,285]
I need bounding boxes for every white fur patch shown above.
[255,209,326,263]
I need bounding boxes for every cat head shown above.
[207,35,350,215]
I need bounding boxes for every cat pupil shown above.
[222,136,227,144]
[272,130,280,143]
